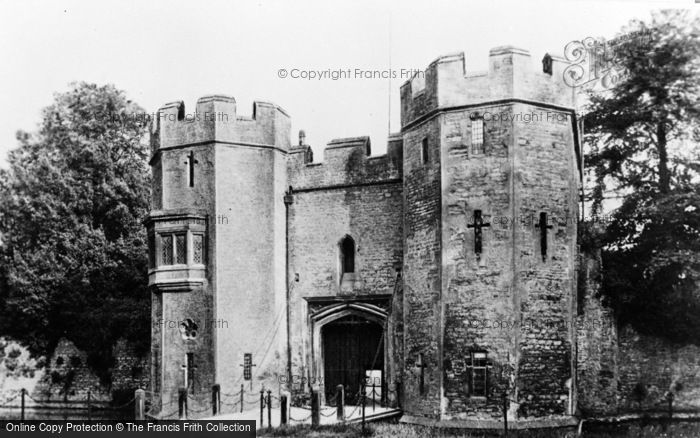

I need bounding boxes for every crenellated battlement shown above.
[288,133,403,190]
[400,46,573,128]
[150,95,291,154]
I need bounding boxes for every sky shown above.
[0,0,695,167]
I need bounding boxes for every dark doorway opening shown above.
[322,315,383,405]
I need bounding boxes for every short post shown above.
[178,388,187,420]
[381,379,387,406]
[280,394,288,426]
[667,392,674,419]
[311,389,320,427]
[212,384,220,416]
[259,390,264,428]
[266,390,272,429]
[371,382,376,412]
[87,390,92,421]
[397,382,402,409]
[134,389,145,420]
[336,385,344,421]
[21,388,25,422]
[503,392,508,437]
[361,383,366,435]
[240,384,244,413]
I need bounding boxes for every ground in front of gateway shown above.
[257,420,700,438]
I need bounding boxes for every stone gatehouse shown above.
[144,46,699,426]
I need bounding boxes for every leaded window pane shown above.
[193,234,204,264]
[161,235,173,266]
[175,234,186,264]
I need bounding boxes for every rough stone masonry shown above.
[144,46,697,426]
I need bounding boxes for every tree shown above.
[584,10,700,342]
[0,83,151,382]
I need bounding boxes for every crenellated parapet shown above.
[288,133,403,190]
[400,46,573,128]
[150,94,291,156]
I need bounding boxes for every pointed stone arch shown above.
[309,302,388,404]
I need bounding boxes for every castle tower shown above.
[399,47,580,424]
[146,96,290,416]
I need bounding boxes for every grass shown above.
[257,419,700,438]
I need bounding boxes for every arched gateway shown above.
[310,302,387,404]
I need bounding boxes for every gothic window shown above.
[471,116,484,154]
[193,234,204,264]
[161,235,173,265]
[340,235,355,274]
[469,351,488,397]
[175,234,186,264]
[421,138,429,164]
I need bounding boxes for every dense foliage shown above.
[0,83,151,383]
[584,11,700,343]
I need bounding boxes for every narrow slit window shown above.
[471,117,484,154]
[161,235,173,266]
[341,236,356,274]
[421,138,429,164]
[470,351,488,397]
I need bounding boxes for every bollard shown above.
[311,389,320,427]
[266,390,272,430]
[21,388,25,422]
[397,382,402,409]
[361,384,366,435]
[212,384,220,416]
[381,378,387,406]
[179,388,187,419]
[668,392,674,419]
[240,384,244,413]
[336,385,344,421]
[280,394,288,425]
[503,392,508,437]
[259,390,264,428]
[87,390,92,421]
[135,389,145,420]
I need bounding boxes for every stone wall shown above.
[31,338,148,405]
[617,326,700,413]
[401,117,442,419]
[286,136,403,400]
[32,338,110,403]
[576,249,700,416]
[440,104,515,420]
[111,338,149,392]
[400,46,579,422]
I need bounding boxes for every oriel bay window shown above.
[145,211,207,293]
[157,231,205,267]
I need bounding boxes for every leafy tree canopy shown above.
[584,10,700,343]
[0,83,151,382]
